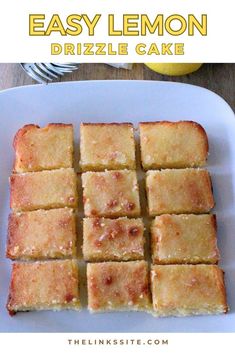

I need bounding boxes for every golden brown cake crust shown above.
[80,123,136,171]
[13,123,74,172]
[151,264,228,317]
[7,260,80,315]
[81,123,133,126]
[151,214,220,264]
[6,208,77,260]
[146,168,214,215]
[87,261,151,312]
[82,170,141,217]
[10,168,78,211]
[83,217,145,261]
[139,121,208,169]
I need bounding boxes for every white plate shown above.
[0,80,234,333]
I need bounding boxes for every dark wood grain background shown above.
[0,63,234,110]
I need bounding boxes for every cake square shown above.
[87,261,151,312]
[151,265,227,317]
[139,121,208,169]
[151,214,220,264]
[10,168,78,211]
[80,123,136,171]
[146,168,214,215]
[13,124,74,172]
[82,170,141,217]
[7,260,80,315]
[83,217,144,261]
[7,208,77,260]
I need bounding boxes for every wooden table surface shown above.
[0,63,234,110]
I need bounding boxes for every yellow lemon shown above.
[144,63,203,76]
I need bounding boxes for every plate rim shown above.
[0,79,234,117]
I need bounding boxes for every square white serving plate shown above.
[0,80,234,333]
